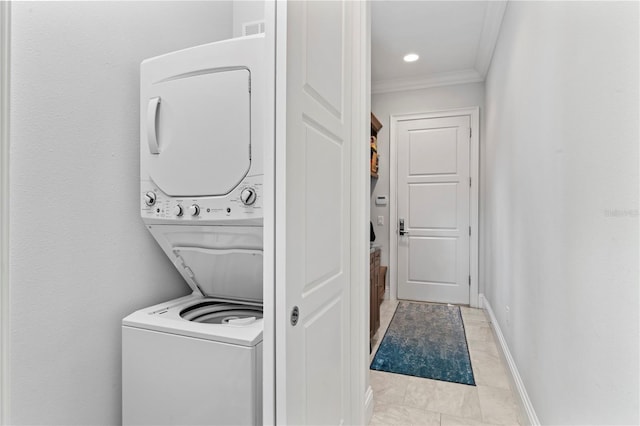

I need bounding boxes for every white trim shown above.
[349,1,370,425]
[363,3,375,423]
[262,1,276,424]
[388,116,398,302]
[389,107,480,307]
[372,69,482,95]
[480,294,540,426]
[474,1,508,78]
[273,0,287,423]
[469,108,480,309]
[364,385,374,423]
[0,2,9,424]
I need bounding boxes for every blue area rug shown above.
[371,302,475,386]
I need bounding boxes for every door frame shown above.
[389,107,480,308]
[0,1,10,423]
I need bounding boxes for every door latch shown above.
[399,219,409,236]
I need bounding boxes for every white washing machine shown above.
[123,34,266,426]
[122,295,263,426]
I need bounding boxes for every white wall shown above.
[8,2,232,424]
[483,2,638,424]
[371,83,484,299]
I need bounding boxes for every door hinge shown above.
[469,226,471,236]
[469,276,471,286]
[248,77,252,93]
[469,127,472,138]
[469,177,472,187]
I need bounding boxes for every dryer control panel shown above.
[141,175,263,224]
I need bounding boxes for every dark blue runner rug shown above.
[371,302,475,386]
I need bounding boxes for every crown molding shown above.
[372,68,483,95]
[474,0,508,78]
[371,1,507,95]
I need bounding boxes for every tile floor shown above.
[369,300,522,426]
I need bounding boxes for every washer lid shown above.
[173,247,262,301]
[146,225,263,302]
[145,68,251,197]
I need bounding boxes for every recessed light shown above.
[403,53,419,63]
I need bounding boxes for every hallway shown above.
[369,301,521,425]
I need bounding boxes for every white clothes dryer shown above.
[140,33,266,228]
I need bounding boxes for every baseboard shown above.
[479,294,540,426]
[364,384,374,424]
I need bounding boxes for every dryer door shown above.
[145,68,251,197]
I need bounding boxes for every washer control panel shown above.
[141,175,263,222]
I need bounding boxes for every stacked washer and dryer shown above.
[122,34,266,426]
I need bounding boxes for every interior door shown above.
[275,1,355,424]
[396,115,471,305]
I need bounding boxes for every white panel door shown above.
[275,1,355,424]
[397,116,471,304]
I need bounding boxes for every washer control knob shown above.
[188,204,200,216]
[173,204,183,217]
[240,188,257,205]
[144,191,156,206]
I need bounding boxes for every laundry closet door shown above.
[274,1,361,424]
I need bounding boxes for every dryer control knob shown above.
[240,188,257,205]
[144,191,156,206]
[173,204,183,217]
[188,204,200,216]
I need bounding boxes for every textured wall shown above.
[371,83,485,299]
[483,2,639,423]
[8,2,232,424]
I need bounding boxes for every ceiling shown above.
[371,1,507,94]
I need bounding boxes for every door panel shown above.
[408,237,457,284]
[409,128,459,175]
[397,116,470,304]
[304,297,343,424]
[409,183,458,229]
[276,1,353,424]
[305,123,343,288]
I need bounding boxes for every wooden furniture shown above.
[371,112,382,135]
[370,247,381,338]
[378,266,387,310]
[370,113,382,178]
[370,113,385,342]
